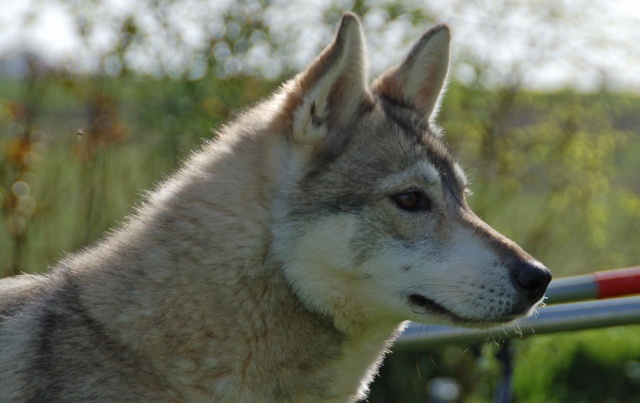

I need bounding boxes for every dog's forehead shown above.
[363,101,467,193]
[418,133,468,192]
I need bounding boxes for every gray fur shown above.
[0,13,549,402]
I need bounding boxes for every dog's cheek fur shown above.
[272,213,374,329]
[348,209,452,315]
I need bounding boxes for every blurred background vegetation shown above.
[0,0,639,401]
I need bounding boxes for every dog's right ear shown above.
[278,13,370,147]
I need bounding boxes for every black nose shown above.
[512,260,552,302]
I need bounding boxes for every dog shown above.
[0,13,551,402]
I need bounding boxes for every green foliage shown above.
[513,326,640,403]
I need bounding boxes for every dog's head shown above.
[270,13,551,330]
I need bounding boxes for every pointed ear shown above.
[280,13,370,145]
[371,25,450,121]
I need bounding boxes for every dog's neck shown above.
[68,125,402,401]
[73,240,401,402]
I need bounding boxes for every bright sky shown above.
[0,0,639,92]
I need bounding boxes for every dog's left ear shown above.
[280,13,370,146]
[371,25,450,122]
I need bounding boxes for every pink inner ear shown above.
[372,65,442,118]
[371,52,448,117]
[413,63,446,115]
[371,25,450,118]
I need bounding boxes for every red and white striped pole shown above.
[546,266,640,303]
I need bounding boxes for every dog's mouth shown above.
[408,293,468,323]
[408,293,520,325]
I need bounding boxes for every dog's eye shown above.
[392,191,432,212]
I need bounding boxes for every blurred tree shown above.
[0,55,50,276]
